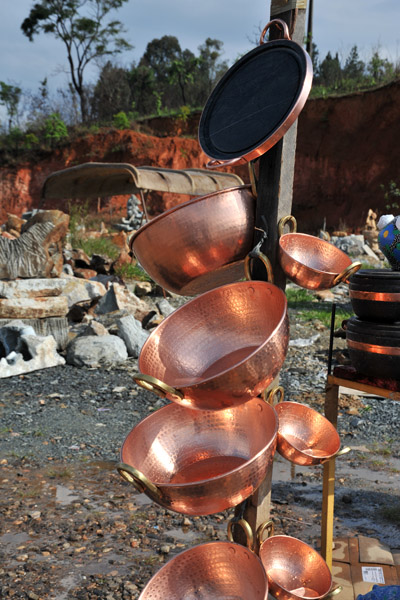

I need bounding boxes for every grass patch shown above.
[46,467,73,479]
[285,287,353,328]
[381,503,400,524]
[74,236,120,260]
[113,262,152,282]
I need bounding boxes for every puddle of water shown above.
[166,527,204,543]
[54,574,82,600]
[0,532,30,547]
[56,484,79,505]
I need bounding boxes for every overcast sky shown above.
[0,1,399,104]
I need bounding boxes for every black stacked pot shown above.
[346,269,400,380]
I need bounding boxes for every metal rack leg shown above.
[321,382,340,570]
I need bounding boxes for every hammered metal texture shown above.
[279,233,352,290]
[139,542,269,600]
[275,402,340,466]
[131,186,255,296]
[120,398,278,515]
[259,535,332,600]
[138,280,289,410]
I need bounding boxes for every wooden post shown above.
[233,0,308,548]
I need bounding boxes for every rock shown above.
[134,281,152,297]
[116,315,149,358]
[77,321,109,337]
[94,283,149,321]
[314,289,335,302]
[0,317,69,350]
[0,296,69,319]
[0,278,67,299]
[73,268,98,279]
[59,276,106,307]
[66,335,128,367]
[156,298,175,317]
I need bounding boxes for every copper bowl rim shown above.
[139,280,288,388]
[129,184,253,249]
[120,399,279,490]
[139,540,269,597]
[279,232,351,277]
[260,534,332,599]
[275,401,341,459]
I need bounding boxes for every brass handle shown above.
[116,463,162,502]
[227,517,254,550]
[257,519,275,546]
[278,215,297,237]
[326,586,342,598]
[133,373,184,402]
[321,447,351,465]
[248,161,258,198]
[206,157,243,169]
[265,386,285,405]
[244,250,274,283]
[332,261,362,286]
[260,19,290,44]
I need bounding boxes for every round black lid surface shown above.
[349,268,400,282]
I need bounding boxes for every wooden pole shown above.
[233,0,308,549]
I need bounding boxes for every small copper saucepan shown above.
[133,276,289,411]
[117,397,278,515]
[258,522,340,600]
[275,401,350,466]
[137,542,269,600]
[278,216,361,290]
[130,185,256,296]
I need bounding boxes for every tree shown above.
[318,51,342,89]
[21,0,132,122]
[91,61,132,121]
[343,46,365,83]
[0,82,22,131]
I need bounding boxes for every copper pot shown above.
[275,401,349,466]
[133,279,289,410]
[259,523,334,600]
[130,185,255,296]
[117,397,278,515]
[278,216,361,290]
[138,542,269,600]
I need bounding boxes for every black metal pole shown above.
[306,0,314,58]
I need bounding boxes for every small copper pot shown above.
[117,397,278,515]
[138,542,269,600]
[130,185,255,296]
[134,279,289,410]
[258,523,334,600]
[278,216,361,290]
[275,401,349,466]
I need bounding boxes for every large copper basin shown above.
[130,185,255,296]
[278,216,361,290]
[138,542,269,599]
[275,402,342,466]
[259,535,332,600]
[117,397,278,515]
[134,280,289,410]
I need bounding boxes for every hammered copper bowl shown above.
[117,397,278,515]
[138,542,269,600]
[275,402,341,466]
[278,216,361,290]
[130,185,255,296]
[134,280,289,410]
[259,535,332,600]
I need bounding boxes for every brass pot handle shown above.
[257,519,275,546]
[332,261,362,286]
[206,157,243,169]
[116,463,162,502]
[244,250,274,283]
[227,517,254,550]
[327,586,342,598]
[260,19,290,44]
[321,447,351,465]
[278,215,297,237]
[265,386,285,405]
[133,373,184,402]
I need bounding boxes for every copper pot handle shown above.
[278,215,297,237]
[116,462,163,502]
[133,373,184,402]
[265,385,285,405]
[244,250,274,283]
[257,519,275,546]
[206,157,244,169]
[332,261,362,286]
[321,447,351,465]
[227,517,254,550]
[259,19,290,44]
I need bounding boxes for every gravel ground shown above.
[0,287,399,599]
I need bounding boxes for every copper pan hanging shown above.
[117,397,278,515]
[199,19,313,169]
[278,215,361,290]
[133,272,289,411]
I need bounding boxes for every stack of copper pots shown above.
[346,269,400,380]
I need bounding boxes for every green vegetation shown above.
[285,286,353,328]
[113,262,151,282]
[381,503,400,524]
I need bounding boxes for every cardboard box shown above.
[332,536,400,600]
